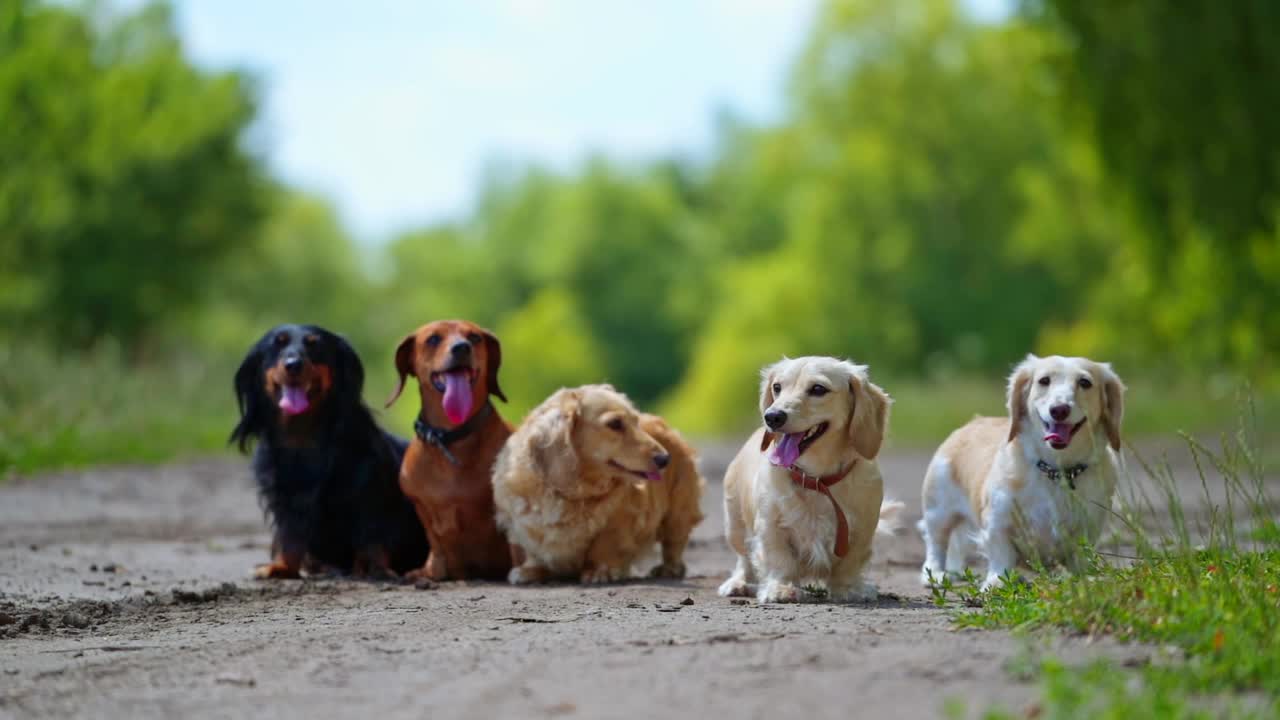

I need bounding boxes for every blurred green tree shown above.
[0,0,267,351]
[188,190,378,356]
[381,160,716,409]
[664,0,1117,431]
[1029,0,1280,372]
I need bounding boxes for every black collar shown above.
[1035,459,1088,490]
[413,402,493,465]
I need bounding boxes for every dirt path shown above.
[0,441,1250,719]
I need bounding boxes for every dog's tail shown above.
[877,498,907,538]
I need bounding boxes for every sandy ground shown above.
[0,440,1262,720]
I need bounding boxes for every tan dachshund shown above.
[492,385,704,584]
[387,319,514,581]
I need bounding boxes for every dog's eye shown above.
[466,332,482,344]
[303,335,318,347]
[426,334,442,348]
[772,383,781,394]
[1037,376,1050,386]
[606,418,624,432]
[273,333,289,347]
[808,384,829,397]
[1078,377,1093,389]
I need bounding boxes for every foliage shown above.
[1027,0,1280,374]
[3,0,1279,471]
[937,428,1280,717]
[0,342,232,475]
[0,0,268,350]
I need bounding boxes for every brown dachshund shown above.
[387,319,514,581]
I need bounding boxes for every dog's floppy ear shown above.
[330,331,366,408]
[759,362,782,451]
[1006,354,1038,442]
[1098,362,1125,451]
[229,335,268,453]
[482,328,507,403]
[529,388,581,491]
[847,366,891,460]
[385,333,417,408]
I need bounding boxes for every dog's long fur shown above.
[718,357,903,604]
[387,319,514,581]
[492,385,705,585]
[230,324,428,579]
[919,354,1126,590]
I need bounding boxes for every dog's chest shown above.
[773,485,842,569]
[1006,472,1111,559]
[511,491,621,564]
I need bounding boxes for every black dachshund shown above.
[231,324,428,578]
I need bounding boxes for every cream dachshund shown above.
[919,354,1126,590]
[492,384,704,585]
[718,357,903,604]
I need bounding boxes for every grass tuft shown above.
[0,344,236,477]
[941,408,1280,718]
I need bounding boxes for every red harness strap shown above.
[787,461,856,558]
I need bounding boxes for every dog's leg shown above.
[508,560,550,585]
[405,537,453,581]
[582,525,636,584]
[945,522,975,577]
[352,545,396,581]
[828,545,876,603]
[717,553,756,597]
[920,458,963,586]
[920,511,954,587]
[254,534,303,579]
[981,489,1023,590]
[650,507,698,579]
[719,475,755,595]
[254,550,303,579]
[407,504,465,581]
[753,514,801,603]
[980,521,1017,591]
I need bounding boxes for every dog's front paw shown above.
[920,565,946,587]
[832,581,878,603]
[580,565,627,584]
[508,564,549,585]
[717,576,753,597]
[757,580,801,604]
[980,573,1006,592]
[649,561,686,579]
[351,556,397,581]
[252,562,300,580]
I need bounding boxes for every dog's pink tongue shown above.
[441,371,473,425]
[1044,422,1073,446]
[644,470,663,482]
[279,386,310,416]
[769,432,802,467]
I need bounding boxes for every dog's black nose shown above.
[1049,404,1071,421]
[449,341,472,358]
[284,356,303,375]
[764,410,787,430]
[653,453,670,469]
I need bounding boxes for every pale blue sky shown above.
[169,1,1008,242]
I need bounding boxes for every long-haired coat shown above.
[719,357,902,604]
[231,324,428,578]
[919,354,1126,590]
[492,385,705,584]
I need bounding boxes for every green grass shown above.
[0,344,238,477]
[2,342,1277,477]
[932,418,1280,719]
